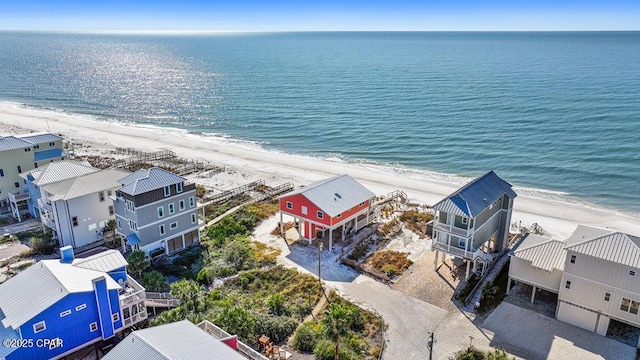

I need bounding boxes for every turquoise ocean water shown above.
[0,31,639,215]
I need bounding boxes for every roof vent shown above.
[335,193,342,199]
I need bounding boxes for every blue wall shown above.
[24,175,41,219]
[107,267,127,285]
[7,289,122,360]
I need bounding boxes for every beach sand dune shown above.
[1,102,639,240]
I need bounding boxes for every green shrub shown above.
[254,314,297,343]
[292,323,318,352]
[29,237,55,255]
[313,339,359,360]
[266,293,286,316]
[196,268,212,286]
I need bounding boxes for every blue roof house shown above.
[0,247,146,360]
[431,171,517,280]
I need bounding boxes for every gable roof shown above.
[43,168,130,201]
[0,260,120,329]
[101,320,248,360]
[73,250,128,273]
[279,174,375,218]
[118,167,186,196]
[432,171,517,217]
[566,232,640,268]
[0,136,32,152]
[512,233,567,272]
[16,132,63,145]
[22,160,97,186]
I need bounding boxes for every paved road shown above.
[0,242,30,261]
[0,218,41,236]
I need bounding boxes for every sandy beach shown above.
[1,101,639,240]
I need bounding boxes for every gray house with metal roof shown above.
[113,168,201,256]
[0,132,65,215]
[509,225,640,343]
[431,171,517,280]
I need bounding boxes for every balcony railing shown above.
[37,198,53,214]
[8,192,31,202]
[120,275,147,327]
[433,221,471,238]
[197,321,269,360]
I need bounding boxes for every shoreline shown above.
[1,101,640,240]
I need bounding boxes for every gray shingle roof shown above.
[0,260,120,329]
[0,136,32,152]
[24,160,97,186]
[512,233,567,272]
[432,171,517,217]
[101,320,248,360]
[118,167,186,196]
[566,232,640,268]
[16,132,63,145]
[43,168,130,201]
[279,174,375,218]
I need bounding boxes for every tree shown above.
[266,293,286,316]
[127,250,150,279]
[215,306,256,342]
[170,279,204,312]
[321,303,350,360]
[141,270,168,292]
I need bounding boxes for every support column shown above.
[355,217,358,232]
[342,223,346,242]
[466,260,471,280]
[279,213,284,236]
[329,228,333,251]
[506,277,512,295]
[434,251,439,271]
[531,286,537,303]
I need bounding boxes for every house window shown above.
[164,186,171,197]
[620,298,639,314]
[462,217,468,225]
[107,190,112,196]
[630,270,636,277]
[170,222,178,230]
[337,213,342,218]
[14,182,19,188]
[72,216,79,227]
[168,203,175,214]
[160,225,165,235]
[301,206,308,215]
[191,213,196,224]
[60,310,71,317]
[34,162,38,168]
[112,313,119,322]
[129,220,137,231]
[108,205,114,216]
[49,142,55,146]
[117,220,121,230]
[89,322,98,332]
[99,191,105,202]
[570,255,576,264]
[458,238,466,249]
[177,182,183,193]
[123,308,130,319]
[76,304,87,311]
[126,200,135,212]
[0,169,4,177]
[317,211,323,219]
[33,321,46,333]
[17,165,22,173]
[189,196,195,208]
[179,200,185,211]
[632,301,640,315]
[286,201,293,210]
[565,281,571,289]
[157,206,164,218]
[604,293,611,302]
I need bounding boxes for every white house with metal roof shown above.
[431,171,517,280]
[102,319,268,360]
[0,132,65,216]
[0,247,146,360]
[277,174,375,250]
[113,167,201,256]
[23,163,130,249]
[509,225,640,342]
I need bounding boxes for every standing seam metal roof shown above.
[26,160,97,186]
[118,167,186,196]
[512,234,567,272]
[16,133,63,144]
[566,232,640,268]
[432,171,517,217]
[72,250,128,273]
[278,174,375,217]
[0,136,33,152]
[43,168,130,201]
[101,320,248,360]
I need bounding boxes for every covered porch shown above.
[8,191,31,222]
[279,210,371,251]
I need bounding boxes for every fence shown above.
[204,180,265,204]
[110,148,222,176]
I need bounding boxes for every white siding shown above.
[564,250,640,294]
[509,256,562,293]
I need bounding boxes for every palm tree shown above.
[126,250,150,279]
[141,270,168,292]
[321,303,350,360]
[170,279,204,312]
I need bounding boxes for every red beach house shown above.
[278,174,375,250]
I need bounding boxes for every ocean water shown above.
[0,31,639,215]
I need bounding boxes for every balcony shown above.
[432,241,475,260]
[8,192,31,202]
[433,221,472,238]
[119,275,147,327]
[37,198,53,214]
